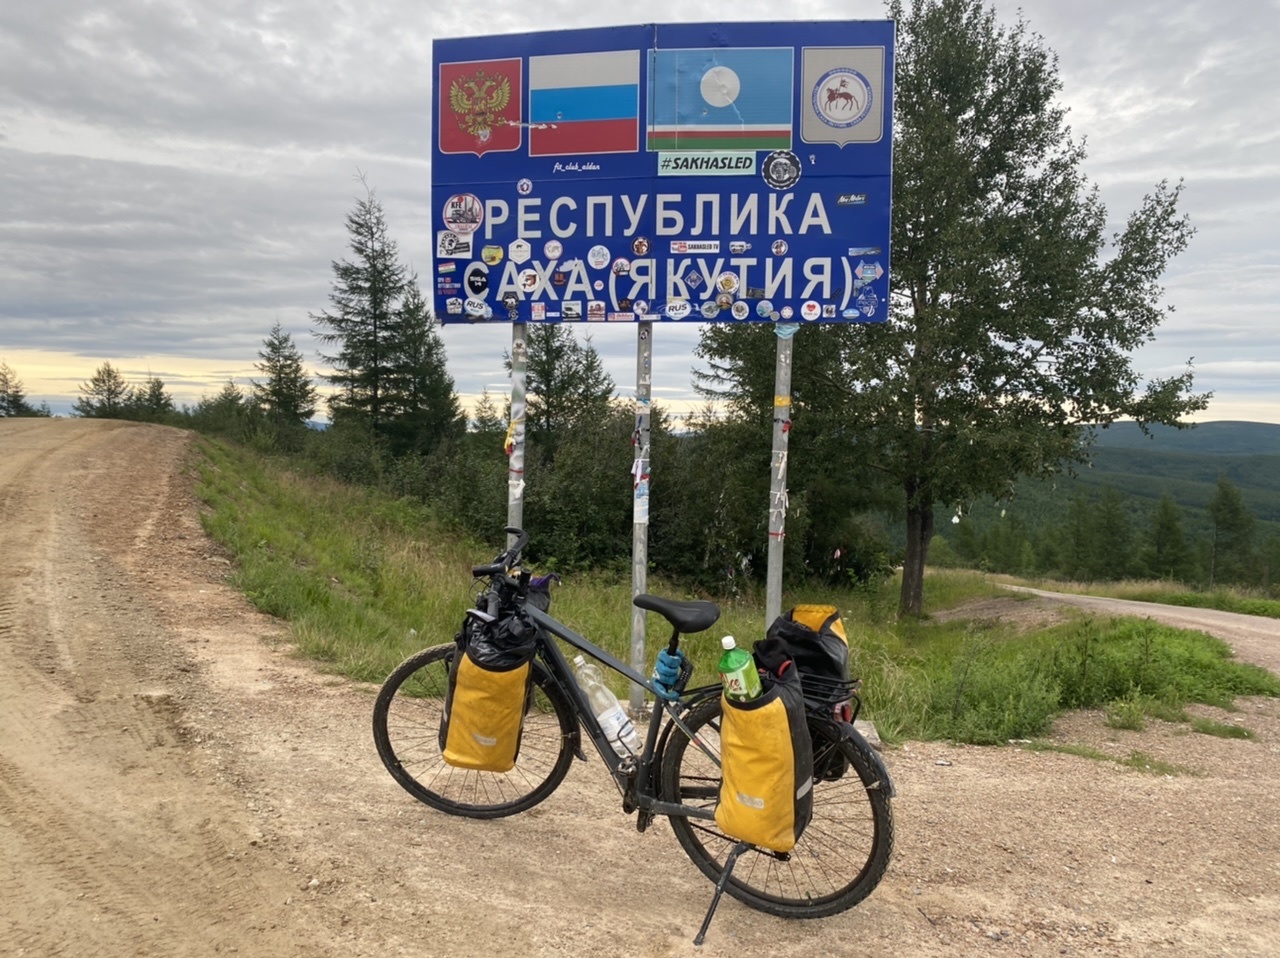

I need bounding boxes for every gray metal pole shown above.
[765,324,798,627]
[506,323,527,549]
[629,320,653,712]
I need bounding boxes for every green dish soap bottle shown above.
[717,636,762,702]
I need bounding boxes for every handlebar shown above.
[472,527,530,579]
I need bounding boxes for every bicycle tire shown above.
[660,696,894,918]
[373,643,577,819]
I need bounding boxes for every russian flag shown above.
[529,50,640,156]
[648,47,794,151]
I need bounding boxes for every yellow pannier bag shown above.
[441,648,532,772]
[439,611,538,772]
[714,667,813,852]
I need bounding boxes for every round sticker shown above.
[587,245,611,270]
[516,177,534,195]
[481,245,503,266]
[666,300,692,320]
[465,264,489,296]
[716,271,740,295]
[632,237,651,256]
[731,301,751,320]
[519,269,540,293]
[761,151,802,191]
[701,300,720,319]
[543,239,563,260]
[780,305,794,320]
[801,300,821,321]
[612,257,632,276]
[442,193,484,234]
[593,279,604,291]
[756,299,774,318]
[771,239,789,256]
[715,292,734,311]
[634,300,649,316]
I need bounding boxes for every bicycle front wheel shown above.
[660,696,894,918]
[373,643,576,819]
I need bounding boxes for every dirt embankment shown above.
[2,419,1278,958]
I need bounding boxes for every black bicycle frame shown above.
[523,604,718,822]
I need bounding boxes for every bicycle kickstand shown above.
[693,841,751,946]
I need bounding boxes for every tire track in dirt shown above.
[0,420,335,958]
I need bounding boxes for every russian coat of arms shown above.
[449,69,512,143]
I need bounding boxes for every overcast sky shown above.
[2,0,1277,422]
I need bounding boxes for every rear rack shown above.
[798,674,863,723]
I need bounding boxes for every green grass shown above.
[1189,717,1254,739]
[1020,742,1198,776]
[193,436,1280,746]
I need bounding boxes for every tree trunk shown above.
[899,484,934,617]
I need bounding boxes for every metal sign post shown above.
[765,325,798,626]
[629,321,653,711]
[506,324,527,548]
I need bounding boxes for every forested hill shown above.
[944,421,1280,582]
[1089,420,1280,456]
[1082,421,1280,523]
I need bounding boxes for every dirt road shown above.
[2,419,1278,957]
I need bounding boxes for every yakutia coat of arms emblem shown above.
[800,47,885,147]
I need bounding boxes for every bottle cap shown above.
[721,636,736,650]
[573,655,586,667]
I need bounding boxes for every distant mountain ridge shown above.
[956,421,1280,539]
[1088,420,1280,456]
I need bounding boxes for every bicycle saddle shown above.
[633,594,720,634]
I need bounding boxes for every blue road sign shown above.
[432,21,894,325]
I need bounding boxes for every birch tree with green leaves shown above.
[698,0,1209,615]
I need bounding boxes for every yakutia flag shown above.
[647,47,794,151]
[529,50,640,156]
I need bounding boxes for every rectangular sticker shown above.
[657,151,757,176]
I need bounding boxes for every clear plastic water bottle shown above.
[573,655,641,757]
[717,636,762,702]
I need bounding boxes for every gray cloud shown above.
[2,0,1277,422]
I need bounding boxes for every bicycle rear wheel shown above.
[373,643,576,819]
[660,696,894,918]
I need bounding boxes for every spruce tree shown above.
[73,362,133,418]
[515,325,615,456]
[252,322,319,426]
[1207,476,1255,586]
[381,278,463,455]
[1144,494,1191,581]
[0,361,42,416]
[128,376,175,422]
[312,183,406,433]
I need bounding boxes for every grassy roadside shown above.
[193,437,1280,746]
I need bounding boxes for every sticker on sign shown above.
[670,241,721,254]
[658,151,757,176]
